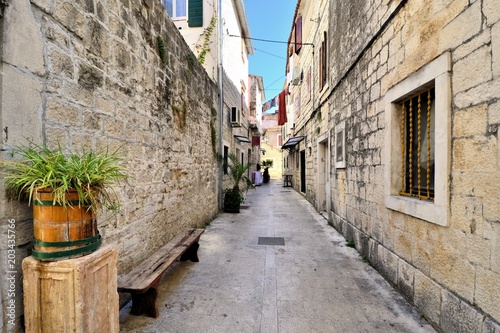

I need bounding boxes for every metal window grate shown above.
[258,237,285,246]
[400,88,435,200]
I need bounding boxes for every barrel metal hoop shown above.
[33,234,101,247]
[32,235,102,260]
[33,199,86,206]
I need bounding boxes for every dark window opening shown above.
[223,146,229,175]
[400,87,435,200]
[319,31,327,90]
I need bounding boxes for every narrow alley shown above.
[119,180,435,333]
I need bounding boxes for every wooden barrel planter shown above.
[32,189,102,261]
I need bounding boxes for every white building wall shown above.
[169,0,219,81]
[221,0,249,96]
[168,0,250,105]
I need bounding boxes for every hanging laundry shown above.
[278,89,287,126]
[275,96,281,107]
[262,94,278,112]
[262,101,271,112]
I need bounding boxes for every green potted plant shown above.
[223,153,253,213]
[1,143,127,261]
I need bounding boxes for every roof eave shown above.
[233,0,254,55]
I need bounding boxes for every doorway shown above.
[300,150,306,193]
[317,137,330,213]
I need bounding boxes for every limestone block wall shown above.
[285,0,330,206]
[0,0,219,331]
[326,0,500,331]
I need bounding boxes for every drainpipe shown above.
[217,0,224,210]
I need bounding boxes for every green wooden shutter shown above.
[188,0,203,27]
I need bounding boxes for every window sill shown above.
[319,84,329,101]
[385,195,448,226]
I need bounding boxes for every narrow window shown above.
[223,146,229,175]
[335,121,346,169]
[319,32,327,90]
[176,0,186,17]
[295,16,302,54]
[241,92,247,118]
[306,68,311,103]
[163,0,187,18]
[163,0,173,16]
[296,89,301,118]
[400,88,435,200]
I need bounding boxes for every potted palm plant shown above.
[223,153,253,213]
[1,143,127,261]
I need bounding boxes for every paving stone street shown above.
[119,179,435,333]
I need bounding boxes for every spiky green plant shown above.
[222,153,253,212]
[1,143,128,212]
[226,153,253,192]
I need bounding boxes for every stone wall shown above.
[0,0,219,331]
[326,0,500,331]
[284,0,331,209]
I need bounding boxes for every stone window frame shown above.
[335,121,346,169]
[384,52,451,227]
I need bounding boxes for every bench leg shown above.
[129,287,159,318]
[180,241,200,262]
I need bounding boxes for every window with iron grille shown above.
[400,88,435,200]
[384,52,451,227]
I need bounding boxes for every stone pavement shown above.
[119,179,435,333]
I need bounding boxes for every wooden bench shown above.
[117,228,204,318]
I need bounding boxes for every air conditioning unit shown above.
[291,67,302,85]
[230,107,241,127]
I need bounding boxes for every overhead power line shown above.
[264,75,286,90]
[254,48,286,60]
[228,34,314,46]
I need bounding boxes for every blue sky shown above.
[243,0,297,106]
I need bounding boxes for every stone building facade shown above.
[0,0,221,331]
[284,0,500,332]
[262,113,284,179]
[248,74,265,169]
